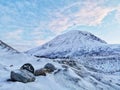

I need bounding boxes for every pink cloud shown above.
[49,16,72,34]
[46,1,116,34]
[35,39,49,45]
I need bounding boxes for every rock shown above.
[34,63,56,76]
[34,68,46,76]
[10,69,35,83]
[20,63,34,74]
[54,69,61,75]
[44,63,56,73]
[10,65,13,67]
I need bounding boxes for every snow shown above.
[26,30,120,74]
[0,40,19,55]
[27,30,120,59]
[0,53,120,90]
[1,30,120,90]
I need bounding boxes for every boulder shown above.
[34,63,56,76]
[10,69,35,83]
[20,63,34,74]
[34,68,46,76]
[44,63,56,73]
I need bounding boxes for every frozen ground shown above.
[1,30,120,90]
[0,53,120,90]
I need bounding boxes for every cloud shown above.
[1,0,120,51]
[5,29,23,40]
[46,0,116,34]
[48,15,72,34]
[35,39,49,45]
[115,6,120,23]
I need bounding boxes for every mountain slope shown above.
[0,40,19,55]
[0,54,120,90]
[0,31,120,90]
[27,30,120,58]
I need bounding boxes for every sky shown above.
[0,0,120,51]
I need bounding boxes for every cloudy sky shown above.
[0,0,120,51]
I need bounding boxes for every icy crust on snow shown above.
[0,54,120,90]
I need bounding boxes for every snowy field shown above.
[0,53,120,90]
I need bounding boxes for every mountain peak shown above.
[27,30,107,58]
[47,30,107,48]
[61,30,107,44]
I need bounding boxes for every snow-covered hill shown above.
[1,31,120,90]
[26,30,120,58]
[26,30,120,74]
[0,54,120,90]
[0,40,19,55]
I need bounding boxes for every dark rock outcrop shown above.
[20,63,35,74]
[35,63,56,76]
[35,68,46,76]
[10,63,56,82]
[44,63,56,73]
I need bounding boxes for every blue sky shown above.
[0,0,120,51]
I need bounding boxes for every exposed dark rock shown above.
[7,79,16,82]
[10,69,35,83]
[44,63,56,73]
[20,63,34,74]
[62,65,68,69]
[57,60,76,67]
[37,59,41,62]
[34,68,46,76]
[54,69,61,75]
[34,63,56,76]
[10,65,13,67]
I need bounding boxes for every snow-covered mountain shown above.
[26,30,120,74]
[0,40,19,55]
[1,30,120,90]
[27,30,120,59]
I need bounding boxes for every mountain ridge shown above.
[26,30,120,59]
[0,40,19,54]
[1,31,120,90]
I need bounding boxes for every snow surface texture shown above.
[0,53,120,90]
[27,30,120,58]
[27,30,120,73]
[0,40,19,56]
[1,30,120,90]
